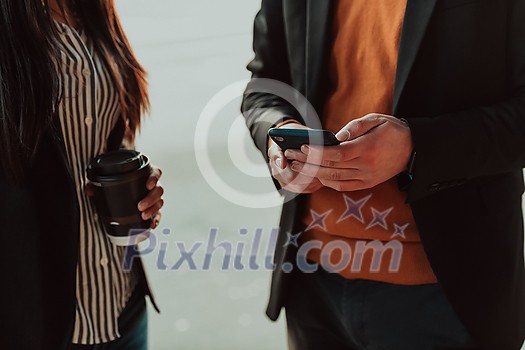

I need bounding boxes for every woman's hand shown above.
[268,123,323,194]
[85,167,164,229]
[137,167,164,229]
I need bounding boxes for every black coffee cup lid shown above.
[88,150,147,177]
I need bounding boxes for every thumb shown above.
[336,114,387,142]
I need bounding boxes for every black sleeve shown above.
[241,0,304,163]
[404,0,525,203]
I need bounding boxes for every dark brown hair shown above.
[0,0,149,184]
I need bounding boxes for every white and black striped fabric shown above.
[53,20,137,345]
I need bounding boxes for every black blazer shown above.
[0,118,157,349]
[242,1,525,349]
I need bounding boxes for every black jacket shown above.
[0,118,156,349]
[242,1,525,349]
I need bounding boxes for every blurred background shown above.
[115,1,525,349]
[115,0,288,349]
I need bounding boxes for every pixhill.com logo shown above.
[122,225,405,275]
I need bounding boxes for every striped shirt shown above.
[53,20,137,345]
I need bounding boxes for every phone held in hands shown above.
[268,128,341,151]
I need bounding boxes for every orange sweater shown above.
[301,0,437,285]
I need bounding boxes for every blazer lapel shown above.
[393,0,438,113]
[305,0,331,102]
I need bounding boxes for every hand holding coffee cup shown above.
[86,150,164,246]
[85,171,163,229]
[137,167,164,227]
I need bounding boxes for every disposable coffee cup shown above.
[87,150,152,246]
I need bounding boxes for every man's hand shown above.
[286,114,413,192]
[268,123,324,194]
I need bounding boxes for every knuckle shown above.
[329,170,340,181]
[365,113,377,122]
[323,160,335,167]
[335,149,346,162]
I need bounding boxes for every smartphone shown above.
[268,128,341,151]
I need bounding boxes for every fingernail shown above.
[142,212,149,220]
[284,150,294,158]
[138,201,147,210]
[301,145,310,154]
[336,130,351,142]
[276,157,283,168]
[291,161,299,171]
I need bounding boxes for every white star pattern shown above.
[305,209,333,232]
[337,194,373,224]
[283,232,302,247]
[366,207,394,230]
[391,223,410,239]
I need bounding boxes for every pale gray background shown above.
[115,1,525,349]
[116,1,287,349]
